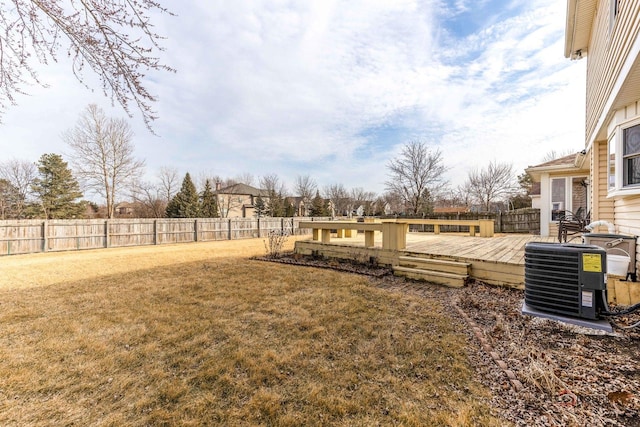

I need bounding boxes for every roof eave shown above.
[565,0,596,60]
[564,0,578,58]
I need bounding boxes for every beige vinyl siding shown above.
[612,197,640,276]
[593,140,615,222]
[585,1,640,143]
[614,196,640,236]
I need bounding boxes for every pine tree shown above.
[166,173,200,218]
[254,195,266,218]
[200,179,219,218]
[309,190,328,217]
[31,153,84,219]
[284,198,295,217]
[267,191,285,217]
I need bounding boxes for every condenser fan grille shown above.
[525,250,581,316]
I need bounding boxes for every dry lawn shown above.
[0,238,501,426]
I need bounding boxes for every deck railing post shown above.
[381,222,408,250]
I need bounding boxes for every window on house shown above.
[551,178,566,221]
[623,123,640,186]
[609,137,617,189]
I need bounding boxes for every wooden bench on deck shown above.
[398,219,495,237]
[299,221,383,248]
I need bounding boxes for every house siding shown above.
[585,1,640,143]
[593,140,615,223]
[614,195,640,237]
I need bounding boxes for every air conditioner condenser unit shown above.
[521,242,612,332]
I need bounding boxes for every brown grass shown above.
[0,238,502,426]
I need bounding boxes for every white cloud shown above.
[0,0,586,198]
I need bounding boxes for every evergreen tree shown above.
[31,153,84,219]
[266,191,285,217]
[200,179,219,218]
[254,195,266,217]
[284,198,295,217]
[166,173,200,218]
[309,190,328,217]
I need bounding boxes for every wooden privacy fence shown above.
[393,208,540,235]
[0,217,330,256]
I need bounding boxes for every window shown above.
[623,124,640,186]
[609,137,616,190]
[551,178,566,221]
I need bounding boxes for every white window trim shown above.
[608,116,640,197]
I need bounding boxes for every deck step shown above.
[393,266,468,288]
[393,255,470,288]
[397,255,470,275]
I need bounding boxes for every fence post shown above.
[105,219,110,248]
[154,219,159,245]
[42,220,48,253]
[257,217,261,238]
[228,219,232,240]
[194,219,199,242]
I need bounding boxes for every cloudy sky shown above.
[1,0,586,197]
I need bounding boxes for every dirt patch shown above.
[270,253,640,426]
[455,280,640,427]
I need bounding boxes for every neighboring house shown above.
[525,153,589,238]
[286,196,308,217]
[114,202,135,217]
[216,183,270,218]
[565,0,640,242]
[530,182,541,210]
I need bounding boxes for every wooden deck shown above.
[403,233,558,264]
[294,232,559,288]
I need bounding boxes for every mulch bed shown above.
[262,253,640,426]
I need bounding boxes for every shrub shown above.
[264,230,289,258]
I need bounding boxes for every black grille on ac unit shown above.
[524,242,607,320]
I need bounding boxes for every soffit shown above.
[565,0,597,59]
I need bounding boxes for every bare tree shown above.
[0,158,36,218]
[158,166,179,204]
[131,180,166,218]
[381,191,403,215]
[260,173,287,217]
[0,0,173,127]
[294,174,316,216]
[386,140,447,215]
[541,149,576,163]
[466,161,516,212]
[65,104,145,218]
[350,187,377,216]
[323,183,350,217]
[294,175,317,200]
[435,185,473,210]
[233,173,255,186]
